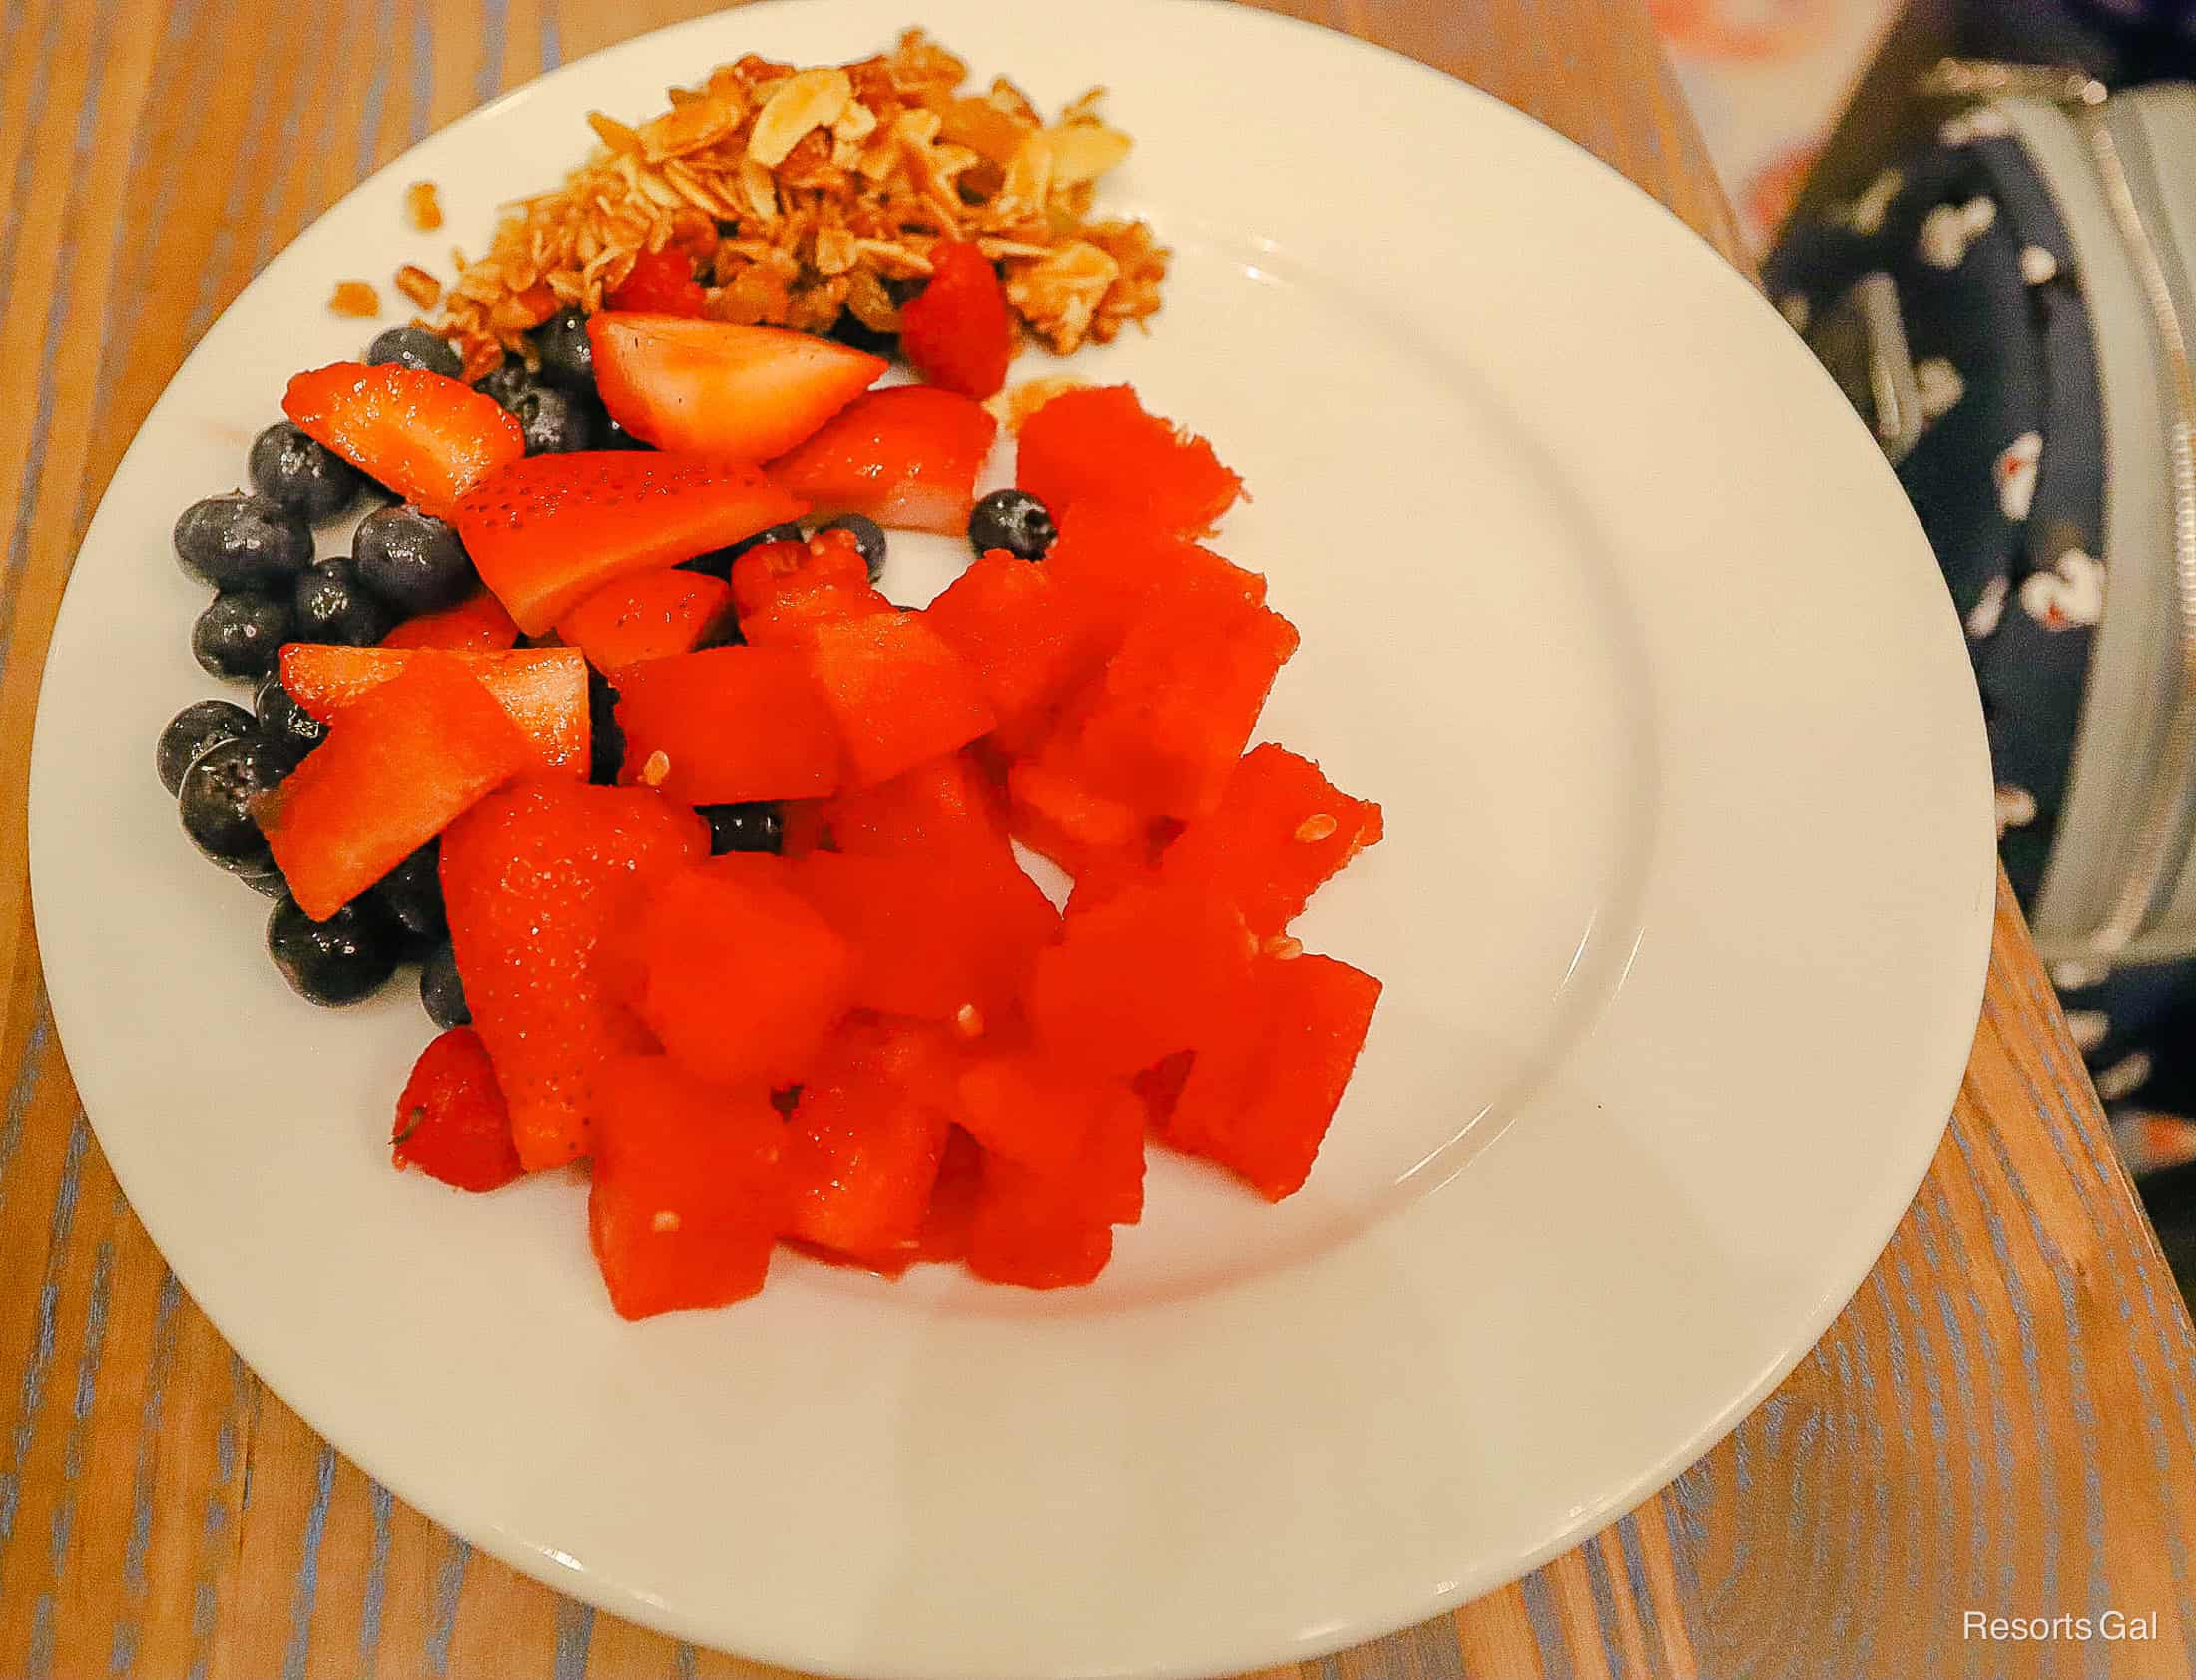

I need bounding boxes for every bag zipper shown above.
[1924,61,2196,955]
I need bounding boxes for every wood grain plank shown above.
[4,4,2195,1679]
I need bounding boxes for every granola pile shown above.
[434,30,1167,378]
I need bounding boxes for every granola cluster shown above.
[435,30,1167,378]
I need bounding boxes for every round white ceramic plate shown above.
[30,2,1996,1674]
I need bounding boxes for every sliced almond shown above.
[748,67,852,167]
[737,156,780,222]
[1046,123,1131,186]
[995,129,1053,218]
[639,87,745,162]
[587,111,642,154]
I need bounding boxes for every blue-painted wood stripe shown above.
[1514,1568,1573,1680]
[551,1597,593,1680]
[105,1620,137,1677]
[0,0,68,331]
[1922,1177,2021,1615]
[250,21,334,274]
[357,1480,393,1676]
[540,1,561,72]
[62,0,206,544]
[421,1536,466,1676]
[1608,1518,1667,1680]
[121,1271,183,1594]
[2014,1019,2196,1630]
[0,0,122,676]
[277,1444,337,1680]
[0,1114,88,1587]
[409,0,435,142]
[1886,1236,1956,1680]
[357,0,399,180]
[477,0,508,103]
[0,1002,51,1209]
[673,1642,698,1680]
[1574,1535,1633,1679]
[1907,1194,1994,1625]
[1865,1269,1931,1599]
[27,1240,114,1679]
[179,21,289,349]
[185,1352,256,1680]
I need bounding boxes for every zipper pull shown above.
[1918,57,2107,108]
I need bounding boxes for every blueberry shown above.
[602,410,648,450]
[241,865,290,899]
[678,521,806,578]
[193,589,293,681]
[177,735,281,873]
[247,422,364,523]
[420,940,470,1028]
[352,505,473,615]
[815,514,887,581]
[293,558,393,646]
[253,670,326,757]
[374,840,445,943]
[365,325,462,378]
[267,894,400,1007]
[968,488,1056,561]
[587,668,625,786]
[173,493,314,591]
[828,311,897,356]
[510,381,602,454]
[157,699,256,795]
[700,802,783,855]
[528,309,594,390]
[474,358,533,408]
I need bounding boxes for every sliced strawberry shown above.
[257,658,534,919]
[587,313,884,458]
[381,589,521,652]
[606,247,708,316]
[278,646,587,776]
[391,1027,524,1192]
[453,451,805,634]
[441,779,708,1168]
[769,386,997,535]
[282,361,524,520]
[899,239,1013,398]
[554,570,736,670]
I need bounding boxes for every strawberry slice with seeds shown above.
[769,385,997,535]
[605,248,708,317]
[283,361,524,519]
[453,451,806,634]
[588,312,884,459]
[899,240,1014,398]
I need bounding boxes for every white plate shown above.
[28,2,1996,1674]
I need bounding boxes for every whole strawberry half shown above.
[587,312,884,459]
[899,239,1013,398]
[283,361,524,520]
[392,1026,525,1192]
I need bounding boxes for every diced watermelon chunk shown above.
[441,778,708,1168]
[793,849,1057,1027]
[612,647,841,803]
[382,589,521,652]
[256,658,533,919]
[730,531,891,647]
[1006,751,1144,870]
[955,1052,1114,1176]
[1057,595,1300,821]
[554,570,735,670]
[784,1019,960,1264]
[820,752,1009,858]
[910,1127,984,1265]
[587,1053,788,1319]
[799,611,996,789]
[769,385,997,535]
[1160,744,1384,935]
[922,548,1095,733]
[1028,876,1255,1076]
[963,1087,1144,1289]
[1161,953,1381,1199]
[1017,384,1243,536]
[278,646,588,776]
[625,857,854,1088]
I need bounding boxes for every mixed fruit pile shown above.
[159,240,1383,1315]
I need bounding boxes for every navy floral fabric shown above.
[1768,113,2193,1137]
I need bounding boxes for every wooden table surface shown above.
[4,0,2194,1674]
